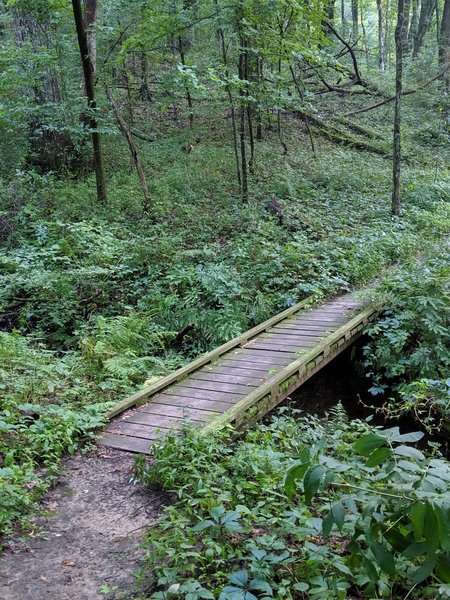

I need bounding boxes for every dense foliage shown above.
[364,249,450,431]
[135,407,450,599]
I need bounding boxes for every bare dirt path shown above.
[0,447,167,600]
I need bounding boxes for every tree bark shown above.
[351,0,359,40]
[377,0,386,70]
[83,0,98,70]
[215,2,241,191]
[178,36,194,127]
[72,0,107,204]
[412,0,437,57]
[392,0,406,217]
[439,0,450,87]
[104,86,150,210]
[238,34,248,203]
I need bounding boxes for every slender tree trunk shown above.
[413,0,437,57]
[392,0,406,217]
[139,53,152,100]
[351,0,359,39]
[244,43,255,173]
[407,0,420,51]
[238,35,248,203]
[178,36,194,127]
[377,0,386,70]
[256,55,263,140]
[84,0,98,70]
[72,0,107,204]
[105,85,150,210]
[289,64,317,157]
[216,9,241,190]
[439,0,450,87]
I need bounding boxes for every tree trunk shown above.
[413,0,437,57]
[377,0,386,70]
[72,0,107,204]
[351,0,359,39]
[439,0,450,86]
[178,36,194,127]
[392,0,406,217]
[215,4,241,191]
[83,0,98,71]
[238,35,248,203]
[407,0,420,51]
[105,86,150,210]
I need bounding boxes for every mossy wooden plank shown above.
[167,385,246,402]
[156,393,234,411]
[179,379,258,394]
[139,403,220,421]
[98,433,154,454]
[191,371,266,385]
[217,359,285,372]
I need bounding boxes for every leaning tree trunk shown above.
[72,0,107,204]
[392,0,406,217]
[105,86,150,210]
[377,0,386,70]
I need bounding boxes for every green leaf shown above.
[284,462,309,500]
[322,509,333,536]
[412,557,437,585]
[331,501,345,531]
[391,431,424,443]
[436,554,450,583]
[370,542,396,576]
[365,447,392,467]
[394,445,425,460]
[411,501,427,540]
[354,433,386,457]
[303,465,326,504]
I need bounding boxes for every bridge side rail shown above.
[202,307,379,435]
[106,296,313,419]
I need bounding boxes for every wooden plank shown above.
[139,403,219,421]
[267,328,326,338]
[98,433,153,454]
[105,296,312,418]
[235,349,297,362]
[197,366,270,379]
[250,341,316,352]
[179,379,258,394]
[191,371,266,385]
[166,385,245,402]
[116,412,204,428]
[261,333,321,343]
[108,421,189,439]
[155,393,234,411]
[218,359,283,372]
[273,323,339,331]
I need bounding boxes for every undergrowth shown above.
[134,406,450,599]
[0,112,449,540]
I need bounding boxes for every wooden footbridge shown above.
[99,294,378,454]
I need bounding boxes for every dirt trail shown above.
[0,448,167,600]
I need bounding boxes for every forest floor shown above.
[0,448,168,600]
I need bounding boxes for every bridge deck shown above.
[99,294,377,454]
